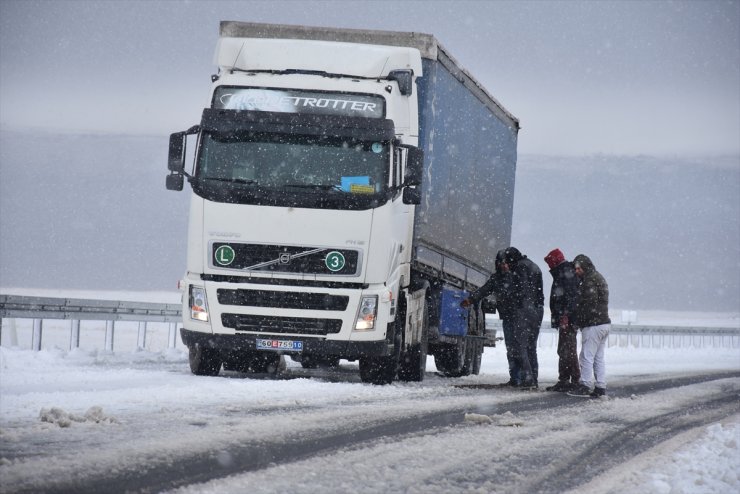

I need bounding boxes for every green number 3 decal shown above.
[325,251,345,272]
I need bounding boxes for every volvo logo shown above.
[279,253,291,264]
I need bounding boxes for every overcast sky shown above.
[1,0,738,156]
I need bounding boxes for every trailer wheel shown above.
[471,338,483,375]
[188,344,222,376]
[434,338,467,377]
[466,305,485,375]
[398,305,428,382]
[461,338,476,376]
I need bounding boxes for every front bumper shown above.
[180,328,392,359]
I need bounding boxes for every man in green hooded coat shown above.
[568,254,611,398]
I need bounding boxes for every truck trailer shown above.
[166,21,519,384]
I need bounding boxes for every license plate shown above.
[256,338,303,352]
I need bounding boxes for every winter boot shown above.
[567,384,593,397]
[590,387,607,398]
[546,381,571,392]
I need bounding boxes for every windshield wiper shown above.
[202,177,259,185]
[283,184,342,191]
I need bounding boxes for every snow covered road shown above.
[1,343,738,493]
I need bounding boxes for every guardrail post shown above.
[32,319,43,351]
[168,323,177,349]
[137,322,147,349]
[70,320,80,350]
[0,318,8,347]
[104,321,115,352]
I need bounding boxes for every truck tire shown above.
[397,305,428,382]
[434,338,467,377]
[188,344,222,376]
[471,338,483,375]
[467,305,485,375]
[460,338,476,376]
[359,326,401,385]
[223,354,251,373]
[300,354,340,369]
[359,355,397,385]
[224,351,283,374]
[250,352,283,374]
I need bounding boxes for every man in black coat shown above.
[544,248,580,391]
[500,247,544,388]
[462,249,521,385]
[464,247,544,387]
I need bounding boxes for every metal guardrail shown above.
[2,295,739,352]
[0,294,182,322]
[486,319,740,349]
[485,319,740,335]
[0,294,183,351]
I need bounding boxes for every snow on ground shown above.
[573,419,740,494]
[1,339,738,492]
[0,290,738,492]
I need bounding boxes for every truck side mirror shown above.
[403,146,424,186]
[402,186,421,205]
[168,132,187,173]
[166,173,184,191]
[388,70,414,96]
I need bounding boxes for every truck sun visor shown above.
[212,87,386,118]
[199,108,396,140]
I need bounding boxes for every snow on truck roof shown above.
[218,21,519,128]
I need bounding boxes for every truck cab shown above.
[167,33,428,383]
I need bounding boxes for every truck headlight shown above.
[190,286,209,322]
[354,295,378,331]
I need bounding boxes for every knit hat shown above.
[544,248,565,269]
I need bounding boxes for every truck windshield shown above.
[197,132,389,195]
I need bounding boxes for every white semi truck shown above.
[166,21,519,384]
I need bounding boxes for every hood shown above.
[503,246,523,266]
[573,254,596,275]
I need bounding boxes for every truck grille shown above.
[211,242,360,275]
[221,313,342,335]
[217,289,349,311]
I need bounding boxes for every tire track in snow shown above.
[25,371,740,494]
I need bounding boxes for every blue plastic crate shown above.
[439,287,469,336]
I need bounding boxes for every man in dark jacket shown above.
[567,254,611,398]
[462,249,521,385]
[501,247,544,388]
[544,248,580,392]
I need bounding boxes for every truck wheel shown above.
[435,338,467,377]
[188,344,222,376]
[250,352,284,374]
[360,320,401,385]
[359,355,397,385]
[398,306,429,382]
[461,338,475,376]
[471,339,483,375]
[300,354,340,369]
[223,353,251,373]
[299,354,319,369]
[466,305,485,375]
